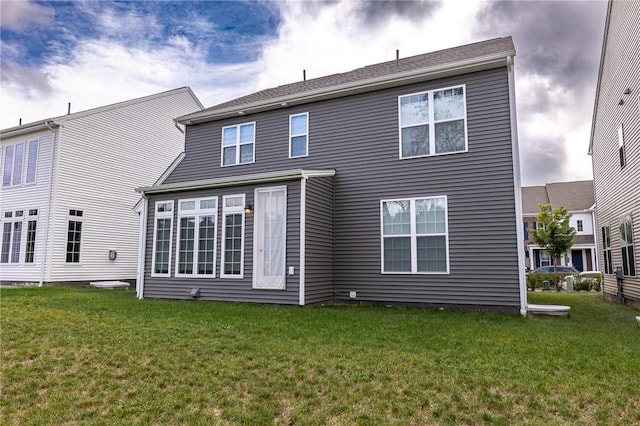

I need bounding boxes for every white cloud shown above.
[0,0,55,32]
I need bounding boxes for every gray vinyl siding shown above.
[591,0,640,304]
[143,182,301,304]
[304,176,335,305]
[159,67,520,309]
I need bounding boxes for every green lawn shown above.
[1,288,639,425]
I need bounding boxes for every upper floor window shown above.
[222,122,255,166]
[576,220,584,232]
[618,125,626,168]
[2,140,38,187]
[619,215,635,276]
[289,113,309,158]
[381,196,449,274]
[176,197,217,277]
[398,85,467,159]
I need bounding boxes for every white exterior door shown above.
[253,186,287,289]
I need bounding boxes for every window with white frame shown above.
[222,122,255,166]
[381,196,449,273]
[619,215,635,276]
[221,194,245,278]
[540,250,551,267]
[65,209,83,263]
[1,210,22,263]
[398,85,467,159]
[24,209,38,263]
[152,201,174,276]
[601,225,612,274]
[576,219,584,232]
[176,197,217,276]
[618,125,626,168]
[289,113,308,158]
[2,140,38,187]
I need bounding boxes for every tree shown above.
[529,203,577,289]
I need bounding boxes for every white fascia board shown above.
[178,54,512,125]
[136,169,335,195]
[1,120,58,139]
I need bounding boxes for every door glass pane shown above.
[254,188,286,288]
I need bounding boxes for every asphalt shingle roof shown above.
[522,180,594,214]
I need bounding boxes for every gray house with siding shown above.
[136,37,527,313]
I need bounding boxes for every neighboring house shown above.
[136,37,527,313]
[521,181,596,272]
[589,0,640,308]
[0,88,203,285]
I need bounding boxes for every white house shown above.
[522,180,597,272]
[0,87,203,285]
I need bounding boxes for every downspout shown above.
[136,194,148,299]
[39,121,57,286]
[299,177,306,306]
[507,55,527,316]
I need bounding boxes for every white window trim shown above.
[221,122,256,167]
[175,197,218,277]
[618,124,626,168]
[2,142,24,187]
[619,214,635,277]
[151,200,174,277]
[24,209,38,264]
[221,194,246,279]
[398,84,468,159]
[289,112,309,158]
[64,209,83,265]
[25,140,39,185]
[1,211,23,264]
[380,195,450,274]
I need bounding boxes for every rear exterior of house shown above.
[137,38,526,313]
[0,88,203,285]
[589,0,640,308]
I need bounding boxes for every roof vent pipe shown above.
[67,102,71,115]
[19,118,22,126]
[303,69,306,82]
[396,49,399,66]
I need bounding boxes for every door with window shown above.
[253,186,287,289]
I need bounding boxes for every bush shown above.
[573,274,602,292]
[527,272,572,291]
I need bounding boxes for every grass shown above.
[1,288,639,425]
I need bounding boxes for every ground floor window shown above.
[222,194,245,278]
[381,196,449,274]
[152,201,174,276]
[539,250,551,267]
[1,209,37,264]
[602,226,613,274]
[176,197,217,276]
[619,215,635,276]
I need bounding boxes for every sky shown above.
[0,0,608,187]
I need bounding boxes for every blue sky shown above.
[0,0,608,186]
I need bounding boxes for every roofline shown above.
[178,51,514,125]
[1,87,203,139]
[136,169,336,195]
[588,0,612,155]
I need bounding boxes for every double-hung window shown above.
[381,196,449,273]
[618,125,626,168]
[176,197,217,276]
[65,209,83,263]
[619,215,635,276]
[222,122,255,166]
[399,85,467,158]
[221,194,245,278]
[576,220,584,232]
[152,201,174,276]
[2,140,38,186]
[601,225,612,274]
[289,113,309,158]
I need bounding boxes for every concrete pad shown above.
[527,304,571,317]
[89,281,130,289]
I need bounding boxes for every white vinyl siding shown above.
[381,196,449,274]
[398,85,468,159]
[221,194,246,278]
[289,113,309,158]
[152,201,174,277]
[175,197,217,277]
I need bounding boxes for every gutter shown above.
[178,53,513,125]
[136,196,148,299]
[506,55,528,316]
[40,121,58,286]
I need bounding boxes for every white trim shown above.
[289,112,309,158]
[25,139,39,185]
[64,209,84,265]
[175,197,218,277]
[220,121,256,167]
[398,84,468,159]
[136,197,148,299]
[252,185,287,289]
[299,178,306,305]
[380,195,450,274]
[151,200,174,277]
[220,194,246,279]
[507,55,527,316]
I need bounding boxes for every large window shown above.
[398,85,467,159]
[289,113,309,158]
[602,226,613,274]
[25,209,38,263]
[65,209,83,263]
[222,122,255,166]
[221,194,245,278]
[176,197,217,276]
[381,196,449,273]
[2,140,38,187]
[1,211,23,263]
[619,215,635,276]
[152,201,174,276]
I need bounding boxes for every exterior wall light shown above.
[244,203,254,214]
